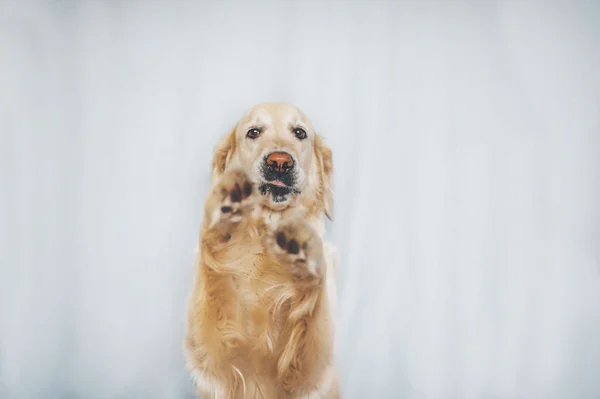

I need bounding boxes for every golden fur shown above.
[185,103,340,398]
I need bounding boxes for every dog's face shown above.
[211,103,333,218]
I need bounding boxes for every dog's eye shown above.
[293,128,307,140]
[246,128,261,139]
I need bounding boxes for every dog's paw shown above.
[207,168,257,230]
[266,217,324,279]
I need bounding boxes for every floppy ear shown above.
[315,135,334,221]
[211,125,237,183]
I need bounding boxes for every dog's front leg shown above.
[202,167,257,245]
[186,168,257,398]
[265,216,338,398]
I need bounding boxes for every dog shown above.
[185,103,340,399]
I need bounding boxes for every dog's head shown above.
[211,103,333,219]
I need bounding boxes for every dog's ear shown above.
[315,135,334,221]
[211,125,237,182]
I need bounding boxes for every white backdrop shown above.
[1,1,599,398]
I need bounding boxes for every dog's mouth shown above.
[258,181,299,203]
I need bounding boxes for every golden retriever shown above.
[185,103,340,399]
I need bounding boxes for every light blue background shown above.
[1,1,599,398]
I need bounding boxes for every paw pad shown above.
[268,219,323,279]
[276,232,287,249]
[243,181,253,197]
[218,171,255,214]
[275,231,301,255]
[231,184,242,203]
[209,169,257,231]
[287,239,299,255]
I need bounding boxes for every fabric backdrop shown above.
[1,1,599,398]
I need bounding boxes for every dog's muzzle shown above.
[259,151,298,201]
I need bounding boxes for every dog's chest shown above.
[231,253,263,300]
[230,255,279,335]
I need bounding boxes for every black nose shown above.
[266,151,294,174]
